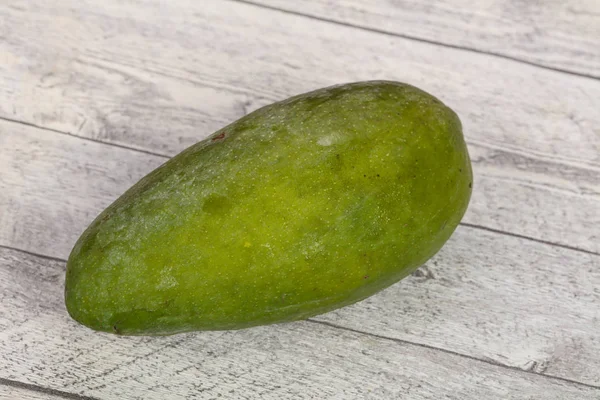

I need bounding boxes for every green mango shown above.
[65,81,472,335]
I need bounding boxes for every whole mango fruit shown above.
[65,81,472,335]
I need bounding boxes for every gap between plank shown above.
[228,0,600,81]
[1,241,599,390]
[0,377,100,400]
[0,243,68,264]
[460,222,600,257]
[307,320,600,391]
[0,116,170,160]
[1,115,597,257]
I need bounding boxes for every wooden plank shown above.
[1,248,598,400]
[0,122,166,260]
[2,0,598,164]
[1,103,598,260]
[250,0,600,78]
[314,227,600,385]
[1,120,599,386]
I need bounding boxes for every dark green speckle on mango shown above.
[65,81,472,335]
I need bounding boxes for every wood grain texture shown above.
[250,0,600,78]
[1,0,599,252]
[1,117,598,265]
[1,0,599,397]
[315,228,600,385]
[1,119,599,386]
[1,247,599,400]
[0,388,61,400]
[1,113,598,261]
[0,383,84,400]
[0,121,166,261]
[3,0,599,162]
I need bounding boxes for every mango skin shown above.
[65,81,472,335]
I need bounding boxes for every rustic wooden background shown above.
[1,0,599,399]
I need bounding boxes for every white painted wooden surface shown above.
[1,247,599,399]
[1,0,599,398]
[2,117,599,383]
[251,0,600,78]
[1,0,598,254]
[0,383,77,400]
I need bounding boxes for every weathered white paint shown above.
[0,121,166,261]
[0,119,599,387]
[1,108,597,261]
[1,0,598,252]
[315,227,600,385]
[1,0,598,398]
[0,247,598,399]
[251,0,600,78]
[2,0,598,163]
[0,385,72,400]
